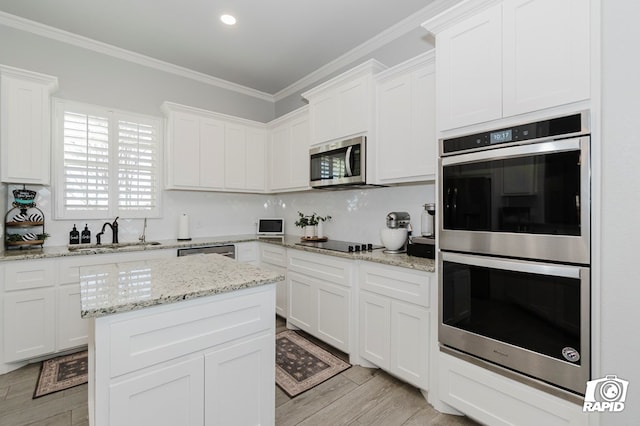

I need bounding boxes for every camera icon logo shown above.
[583,375,629,412]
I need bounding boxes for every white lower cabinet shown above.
[91,285,275,426]
[3,287,55,362]
[204,332,274,426]
[286,250,354,354]
[359,262,431,390]
[236,241,259,265]
[0,250,175,372]
[109,355,205,426]
[2,259,56,363]
[56,283,88,351]
[259,244,287,317]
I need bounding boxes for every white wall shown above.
[4,184,277,247]
[599,1,640,424]
[0,25,274,121]
[274,184,435,244]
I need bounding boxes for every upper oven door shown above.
[310,137,366,187]
[439,136,590,264]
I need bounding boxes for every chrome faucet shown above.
[96,217,119,245]
[139,218,147,243]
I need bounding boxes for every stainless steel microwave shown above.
[310,136,367,189]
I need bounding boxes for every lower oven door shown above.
[439,251,590,394]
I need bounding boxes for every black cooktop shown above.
[295,239,384,253]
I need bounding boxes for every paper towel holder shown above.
[177,213,192,241]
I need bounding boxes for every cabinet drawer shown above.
[287,250,353,287]
[107,288,273,378]
[4,259,55,291]
[360,262,430,307]
[259,244,286,267]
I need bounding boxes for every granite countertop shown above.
[79,253,284,318]
[0,234,435,273]
[263,236,435,273]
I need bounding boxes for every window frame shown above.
[52,99,163,220]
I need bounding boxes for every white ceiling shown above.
[0,0,440,97]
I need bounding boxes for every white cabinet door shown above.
[316,282,350,353]
[3,288,55,362]
[359,291,391,369]
[260,243,287,317]
[245,127,266,191]
[269,112,310,192]
[224,123,246,190]
[0,67,57,184]
[377,74,412,181]
[235,241,259,265]
[502,0,590,116]
[287,271,315,334]
[109,356,204,426]
[338,75,369,138]
[309,92,339,145]
[412,64,437,178]
[204,333,274,426]
[199,117,226,189]
[167,111,201,188]
[437,5,502,130]
[57,283,89,351]
[376,56,436,184]
[225,124,266,192]
[289,115,310,189]
[269,125,291,191]
[390,300,428,389]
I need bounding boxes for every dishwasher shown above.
[176,245,236,259]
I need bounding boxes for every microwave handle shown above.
[345,146,353,177]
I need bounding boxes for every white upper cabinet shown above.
[424,0,590,131]
[435,5,502,131]
[303,60,387,146]
[502,0,590,117]
[268,107,310,192]
[375,51,437,184]
[163,102,266,193]
[164,108,225,190]
[225,124,266,192]
[0,65,58,184]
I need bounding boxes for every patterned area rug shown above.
[33,351,88,398]
[276,330,351,398]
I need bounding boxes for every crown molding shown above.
[273,0,458,102]
[421,0,501,35]
[0,11,275,102]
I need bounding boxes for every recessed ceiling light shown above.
[220,14,236,25]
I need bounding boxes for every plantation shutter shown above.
[62,110,110,212]
[117,118,158,213]
[55,100,161,219]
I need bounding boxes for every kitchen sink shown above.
[68,241,162,251]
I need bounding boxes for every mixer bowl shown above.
[380,228,408,251]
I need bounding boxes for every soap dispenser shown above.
[81,224,91,244]
[69,224,80,245]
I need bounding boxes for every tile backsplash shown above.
[2,183,434,248]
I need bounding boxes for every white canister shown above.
[178,213,191,240]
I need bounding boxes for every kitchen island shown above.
[80,253,284,426]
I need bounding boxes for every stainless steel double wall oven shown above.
[438,111,591,396]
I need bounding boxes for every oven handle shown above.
[441,251,582,279]
[441,137,584,166]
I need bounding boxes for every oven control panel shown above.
[442,112,585,155]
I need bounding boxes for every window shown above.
[53,100,162,219]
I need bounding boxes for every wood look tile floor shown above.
[0,317,479,426]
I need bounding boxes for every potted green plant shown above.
[294,212,331,239]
